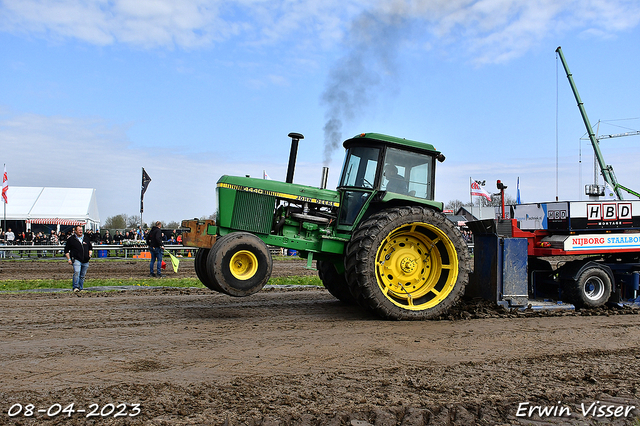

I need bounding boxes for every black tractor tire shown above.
[563,266,612,308]
[195,248,226,293]
[345,206,470,320]
[206,232,273,297]
[317,260,356,304]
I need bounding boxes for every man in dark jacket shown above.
[147,221,165,278]
[64,225,93,293]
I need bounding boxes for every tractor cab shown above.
[337,133,444,228]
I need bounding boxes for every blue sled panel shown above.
[501,238,528,306]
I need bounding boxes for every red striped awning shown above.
[26,218,87,226]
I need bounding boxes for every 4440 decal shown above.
[218,182,339,207]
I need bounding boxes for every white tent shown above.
[3,187,100,230]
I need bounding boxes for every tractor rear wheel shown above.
[317,260,356,304]
[345,206,470,320]
[195,248,226,293]
[206,232,273,297]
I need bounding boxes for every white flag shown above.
[471,179,491,201]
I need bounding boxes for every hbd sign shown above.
[587,203,632,221]
[547,209,568,220]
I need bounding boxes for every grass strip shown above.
[265,276,321,287]
[0,278,203,292]
[0,275,322,292]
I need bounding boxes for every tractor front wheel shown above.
[195,248,226,294]
[345,206,470,320]
[206,232,273,297]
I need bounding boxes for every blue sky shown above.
[1,0,640,225]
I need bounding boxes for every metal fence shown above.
[0,244,195,259]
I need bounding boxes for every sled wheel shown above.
[565,266,611,308]
[207,232,273,297]
[345,206,470,320]
[195,248,226,293]
[317,260,356,304]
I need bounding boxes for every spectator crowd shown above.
[0,227,183,246]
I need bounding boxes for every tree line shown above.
[103,212,216,230]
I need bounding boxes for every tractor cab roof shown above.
[343,133,440,155]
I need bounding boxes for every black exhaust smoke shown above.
[321,12,405,165]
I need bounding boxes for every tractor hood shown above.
[218,175,340,207]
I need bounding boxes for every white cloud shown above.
[1,0,639,61]
[0,0,363,49]
[0,0,234,48]
[0,111,287,224]
[403,0,640,64]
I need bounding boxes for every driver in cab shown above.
[384,164,409,194]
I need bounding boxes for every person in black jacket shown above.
[147,221,165,278]
[64,225,93,293]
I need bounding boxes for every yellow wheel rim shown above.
[229,250,258,280]
[375,222,459,311]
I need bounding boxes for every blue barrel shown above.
[98,250,107,258]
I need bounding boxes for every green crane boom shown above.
[556,46,639,200]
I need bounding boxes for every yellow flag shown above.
[167,251,180,273]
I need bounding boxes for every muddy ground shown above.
[0,257,318,281]
[1,259,640,425]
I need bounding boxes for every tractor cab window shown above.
[338,146,380,226]
[381,147,434,199]
[339,146,380,189]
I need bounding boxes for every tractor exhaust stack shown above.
[320,167,329,189]
[286,132,304,184]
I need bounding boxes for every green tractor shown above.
[182,132,470,320]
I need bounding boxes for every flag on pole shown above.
[166,250,180,273]
[263,170,271,180]
[471,179,491,201]
[516,177,521,204]
[141,168,152,213]
[2,164,7,204]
